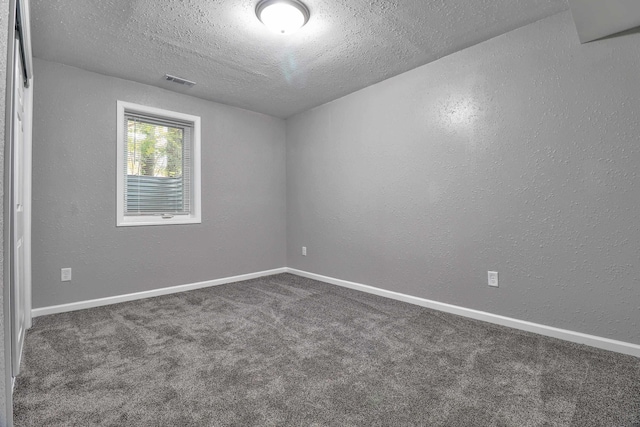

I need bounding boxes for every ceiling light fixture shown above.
[256,0,310,35]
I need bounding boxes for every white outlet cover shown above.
[488,271,498,288]
[61,268,72,282]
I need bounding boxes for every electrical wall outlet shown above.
[302,246,307,256]
[61,268,72,282]
[488,271,498,288]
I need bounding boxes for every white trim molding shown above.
[31,268,287,318]
[286,268,640,358]
[24,72,33,330]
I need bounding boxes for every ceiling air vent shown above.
[164,74,196,87]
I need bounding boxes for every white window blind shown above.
[123,113,192,216]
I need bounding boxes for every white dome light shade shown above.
[256,0,310,35]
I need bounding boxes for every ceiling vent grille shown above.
[164,74,196,87]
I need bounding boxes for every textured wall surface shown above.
[568,0,640,43]
[29,0,568,118]
[286,11,640,345]
[32,58,286,309]
[0,0,11,424]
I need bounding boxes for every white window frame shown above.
[116,101,201,227]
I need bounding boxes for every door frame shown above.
[18,0,32,332]
[3,0,32,409]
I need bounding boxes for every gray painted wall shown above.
[0,0,10,423]
[32,58,286,309]
[286,11,640,345]
[568,0,640,43]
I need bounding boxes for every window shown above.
[116,101,201,226]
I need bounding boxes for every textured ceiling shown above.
[31,0,569,118]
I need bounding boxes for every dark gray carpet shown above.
[13,273,640,426]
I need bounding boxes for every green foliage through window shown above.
[127,119,184,178]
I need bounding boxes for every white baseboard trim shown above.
[286,268,640,358]
[31,268,287,318]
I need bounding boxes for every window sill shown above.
[117,215,201,227]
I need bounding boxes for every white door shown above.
[11,40,26,377]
